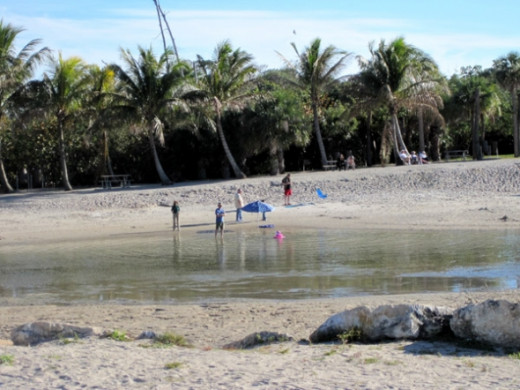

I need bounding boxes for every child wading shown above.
[171,201,180,231]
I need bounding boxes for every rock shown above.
[11,322,102,346]
[222,331,293,349]
[309,304,453,343]
[450,299,520,348]
[137,330,156,340]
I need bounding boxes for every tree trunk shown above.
[311,98,328,167]
[269,140,279,175]
[0,139,14,193]
[58,120,73,191]
[365,112,373,167]
[214,97,246,179]
[471,89,481,160]
[103,129,114,176]
[513,88,519,157]
[148,128,172,185]
[430,124,441,161]
[418,108,425,153]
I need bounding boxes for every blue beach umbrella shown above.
[242,200,275,214]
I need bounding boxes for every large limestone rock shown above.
[11,322,102,346]
[450,299,520,348]
[310,304,452,343]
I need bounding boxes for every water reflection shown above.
[0,228,519,304]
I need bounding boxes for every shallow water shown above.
[1,227,519,304]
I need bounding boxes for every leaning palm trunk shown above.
[214,98,246,179]
[0,140,14,193]
[392,114,409,161]
[58,122,73,191]
[312,99,328,167]
[147,128,172,185]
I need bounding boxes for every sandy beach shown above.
[1,158,520,389]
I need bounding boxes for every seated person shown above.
[410,151,419,164]
[346,152,356,169]
[336,153,346,170]
[399,149,411,165]
[419,150,428,164]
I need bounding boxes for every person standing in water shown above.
[171,200,180,231]
[215,202,226,238]
[234,188,244,222]
[282,173,292,206]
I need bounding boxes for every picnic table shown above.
[445,150,469,161]
[100,174,131,189]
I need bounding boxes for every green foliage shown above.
[153,332,190,347]
[108,329,130,342]
[337,327,363,344]
[164,361,183,369]
[508,351,520,360]
[0,354,14,365]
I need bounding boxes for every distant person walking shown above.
[234,188,244,222]
[215,202,226,238]
[171,200,180,231]
[282,173,292,206]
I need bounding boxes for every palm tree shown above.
[357,37,442,164]
[446,67,501,160]
[279,38,352,167]
[195,41,258,179]
[35,54,91,190]
[493,52,520,157]
[84,65,118,176]
[0,20,48,192]
[109,46,191,185]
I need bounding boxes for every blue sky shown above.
[2,0,519,76]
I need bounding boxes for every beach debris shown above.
[309,304,453,344]
[222,331,293,349]
[451,299,520,348]
[11,322,102,346]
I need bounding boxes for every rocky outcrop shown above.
[310,304,453,343]
[450,299,520,348]
[11,321,102,346]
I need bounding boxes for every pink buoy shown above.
[274,230,285,239]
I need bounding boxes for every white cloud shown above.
[6,8,520,77]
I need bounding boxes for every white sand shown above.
[1,158,520,389]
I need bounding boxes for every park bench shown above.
[445,150,469,161]
[323,160,337,170]
[100,174,132,189]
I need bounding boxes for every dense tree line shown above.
[1,19,519,192]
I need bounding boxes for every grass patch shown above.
[164,361,183,370]
[337,327,363,344]
[0,354,14,365]
[324,349,338,357]
[59,332,80,345]
[153,332,191,348]
[363,357,379,364]
[107,329,130,342]
[278,348,290,354]
[508,351,520,360]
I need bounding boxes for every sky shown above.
[2,0,519,77]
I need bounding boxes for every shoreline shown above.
[1,159,520,389]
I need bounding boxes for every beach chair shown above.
[316,188,328,199]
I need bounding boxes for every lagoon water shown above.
[1,227,519,304]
